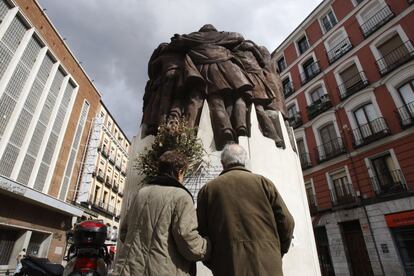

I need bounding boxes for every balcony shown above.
[396,101,414,128]
[376,41,414,76]
[308,202,318,215]
[118,190,123,197]
[307,95,332,120]
[101,150,109,159]
[360,5,394,37]
[327,37,353,64]
[330,183,357,207]
[299,152,312,169]
[109,155,115,165]
[96,173,105,183]
[121,170,127,177]
[352,117,390,147]
[300,61,321,86]
[337,71,369,100]
[288,114,303,129]
[115,162,122,171]
[316,137,346,163]
[371,169,407,196]
[105,177,112,188]
[283,82,295,98]
[113,184,119,193]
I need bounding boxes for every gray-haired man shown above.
[197,144,294,276]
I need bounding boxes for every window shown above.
[282,77,294,97]
[396,80,414,126]
[326,30,352,63]
[301,57,320,84]
[354,104,377,127]
[297,138,311,168]
[321,10,337,33]
[339,64,363,90]
[297,36,310,55]
[370,153,405,194]
[305,181,317,207]
[277,56,287,72]
[287,104,297,118]
[316,123,345,161]
[319,123,337,145]
[398,80,414,105]
[359,0,394,37]
[376,34,412,75]
[310,86,325,103]
[94,186,100,203]
[330,169,355,205]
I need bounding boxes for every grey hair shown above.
[221,144,247,168]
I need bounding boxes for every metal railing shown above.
[115,162,122,171]
[288,113,303,129]
[299,152,312,169]
[337,71,369,100]
[283,82,295,98]
[371,169,407,196]
[352,117,390,147]
[396,101,414,128]
[376,40,414,75]
[330,181,357,206]
[105,177,112,188]
[316,137,346,163]
[307,95,332,120]
[360,5,394,37]
[101,150,109,159]
[96,172,105,183]
[300,61,321,85]
[327,37,353,64]
[109,155,115,164]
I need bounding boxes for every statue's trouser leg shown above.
[233,95,248,136]
[185,89,205,128]
[207,93,235,148]
[255,104,283,146]
[158,72,177,124]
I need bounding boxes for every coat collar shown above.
[220,165,251,176]
[148,175,194,202]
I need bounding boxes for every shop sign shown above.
[385,211,414,228]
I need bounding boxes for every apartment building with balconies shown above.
[0,0,104,271]
[73,102,130,246]
[273,1,414,275]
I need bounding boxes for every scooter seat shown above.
[22,256,64,276]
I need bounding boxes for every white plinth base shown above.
[122,102,321,276]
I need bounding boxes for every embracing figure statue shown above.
[141,24,289,150]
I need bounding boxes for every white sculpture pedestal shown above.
[122,103,321,275]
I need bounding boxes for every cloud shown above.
[38,0,322,139]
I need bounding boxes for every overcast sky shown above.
[37,0,322,139]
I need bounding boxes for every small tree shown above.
[136,118,205,178]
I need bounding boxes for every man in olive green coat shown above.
[197,144,294,276]
[113,151,210,276]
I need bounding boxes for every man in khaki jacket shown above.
[112,151,210,276]
[197,144,294,276]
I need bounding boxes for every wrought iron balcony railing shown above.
[330,182,357,206]
[288,114,303,129]
[299,152,312,169]
[352,117,390,147]
[101,150,109,159]
[395,101,414,128]
[307,95,332,120]
[300,61,321,85]
[337,71,369,100]
[371,169,407,196]
[327,37,353,64]
[376,40,414,75]
[96,173,105,183]
[316,137,346,163]
[113,184,119,193]
[283,82,295,98]
[360,5,394,37]
[115,162,122,171]
[105,178,112,188]
[308,202,318,215]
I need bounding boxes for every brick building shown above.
[0,0,128,272]
[272,0,414,275]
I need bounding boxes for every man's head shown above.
[221,144,247,169]
[199,24,218,32]
[158,150,188,182]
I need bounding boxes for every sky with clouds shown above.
[37,0,322,139]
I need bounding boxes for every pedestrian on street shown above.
[112,150,210,276]
[197,143,295,276]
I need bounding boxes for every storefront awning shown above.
[0,175,83,217]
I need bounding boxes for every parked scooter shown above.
[15,256,64,276]
[63,220,111,276]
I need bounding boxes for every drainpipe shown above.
[336,106,386,276]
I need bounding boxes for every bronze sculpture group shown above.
[142,24,288,149]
